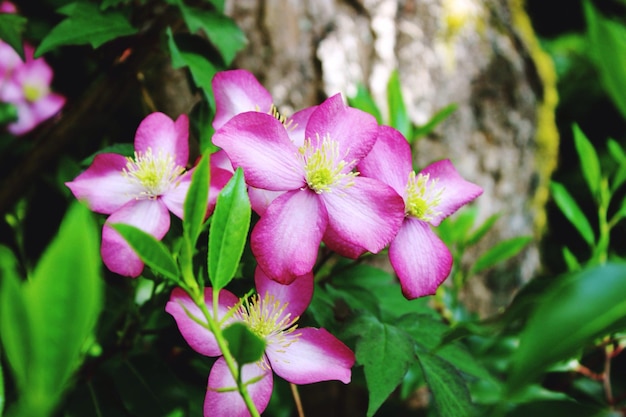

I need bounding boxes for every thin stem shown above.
[604,344,615,405]
[290,383,305,417]
[196,300,261,417]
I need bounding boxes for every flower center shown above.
[235,292,300,368]
[299,133,358,194]
[122,147,185,199]
[23,83,44,102]
[405,172,444,221]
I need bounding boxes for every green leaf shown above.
[387,70,412,139]
[437,205,477,246]
[0,13,26,60]
[507,399,614,417]
[0,102,18,125]
[36,2,137,57]
[550,181,596,245]
[176,0,247,65]
[345,314,416,417]
[112,223,180,282]
[572,124,601,197]
[190,100,218,154]
[413,103,458,141]
[417,353,476,417]
[469,236,532,275]
[507,263,626,394]
[26,202,103,411]
[465,212,500,247]
[183,153,210,246]
[223,322,266,365]
[607,139,626,192]
[0,246,31,396]
[167,28,218,106]
[208,168,251,290]
[347,84,383,124]
[562,246,581,271]
[585,0,626,120]
[0,347,4,416]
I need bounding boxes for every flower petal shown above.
[212,112,306,191]
[322,177,404,254]
[248,187,284,216]
[267,328,354,385]
[205,357,273,417]
[389,217,453,299]
[251,190,327,284]
[358,125,413,197]
[101,199,170,277]
[285,106,317,147]
[165,287,240,357]
[66,153,139,214]
[30,92,65,122]
[305,94,378,163]
[322,228,367,259]
[419,160,483,226]
[212,69,273,130]
[254,266,313,318]
[134,112,189,167]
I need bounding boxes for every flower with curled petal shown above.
[166,268,355,417]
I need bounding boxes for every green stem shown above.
[594,178,610,264]
[196,297,261,417]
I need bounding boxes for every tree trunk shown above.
[225,0,559,316]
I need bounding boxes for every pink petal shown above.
[30,92,65,122]
[322,228,367,259]
[248,187,284,216]
[304,94,378,163]
[212,112,306,191]
[134,112,189,167]
[419,160,483,226]
[14,57,53,86]
[212,69,273,130]
[165,287,240,357]
[101,199,171,277]
[205,357,273,417]
[321,177,404,254]
[285,106,317,147]
[358,125,413,197]
[251,190,328,284]
[389,217,453,299]
[267,328,354,384]
[65,153,139,214]
[254,266,313,318]
[211,149,234,173]
[7,101,36,135]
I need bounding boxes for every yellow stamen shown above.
[122,147,185,199]
[405,172,444,221]
[299,133,358,194]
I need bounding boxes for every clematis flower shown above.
[212,69,317,215]
[212,93,405,284]
[66,112,232,277]
[358,125,483,299]
[0,42,65,136]
[165,267,355,417]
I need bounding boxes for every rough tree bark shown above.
[225,0,559,316]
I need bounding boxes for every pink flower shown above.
[212,69,316,215]
[66,112,232,277]
[0,42,65,135]
[212,93,405,284]
[358,126,483,299]
[0,1,17,13]
[165,268,355,417]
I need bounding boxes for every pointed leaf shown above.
[417,353,475,417]
[413,103,458,141]
[183,153,210,246]
[208,168,251,290]
[18,203,103,415]
[345,314,416,417]
[550,181,596,245]
[0,13,26,60]
[470,236,532,275]
[562,246,581,271]
[387,70,412,139]
[36,2,136,56]
[465,212,500,246]
[223,322,266,365]
[507,263,626,394]
[347,84,383,124]
[573,124,601,197]
[112,223,180,282]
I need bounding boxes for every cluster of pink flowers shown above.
[0,2,65,136]
[66,68,482,416]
